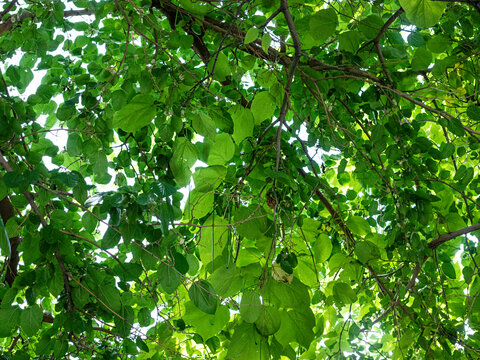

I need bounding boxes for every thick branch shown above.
[154,0,381,84]
[373,8,404,44]
[428,223,480,249]
[0,196,20,286]
[0,154,20,286]
[275,0,302,172]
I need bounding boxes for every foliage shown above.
[0,0,480,358]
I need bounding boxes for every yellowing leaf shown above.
[272,262,293,283]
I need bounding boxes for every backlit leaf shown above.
[400,0,446,28]
[113,94,157,132]
[20,305,43,337]
[244,28,259,45]
[188,280,218,315]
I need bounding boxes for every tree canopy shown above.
[1,0,480,358]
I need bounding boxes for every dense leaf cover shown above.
[1,0,480,358]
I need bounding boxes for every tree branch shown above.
[428,223,480,249]
[0,0,17,18]
[297,167,355,247]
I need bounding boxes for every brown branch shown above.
[274,0,302,172]
[297,167,355,247]
[367,264,417,323]
[375,41,393,83]
[55,251,75,318]
[154,0,381,84]
[0,196,20,286]
[373,8,405,45]
[424,177,480,207]
[0,153,20,286]
[428,223,480,249]
[0,0,17,18]
[64,9,95,17]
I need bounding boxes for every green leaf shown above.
[262,277,310,309]
[244,28,259,45]
[254,306,281,336]
[467,105,480,121]
[56,104,76,121]
[355,241,381,264]
[208,264,242,298]
[348,322,361,340]
[0,306,20,337]
[53,339,68,358]
[275,308,315,348]
[72,286,89,309]
[3,172,27,188]
[48,265,64,297]
[101,227,121,250]
[136,192,157,205]
[92,151,109,184]
[96,283,122,313]
[227,323,265,360]
[185,190,214,219]
[333,282,357,305]
[151,182,177,198]
[346,216,370,236]
[313,234,332,263]
[411,47,432,71]
[427,35,450,53]
[358,15,384,39]
[207,133,235,165]
[157,262,181,294]
[251,91,276,124]
[230,105,254,143]
[192,112,216,140]
[309,9,338,44]
[188,280,218,315]
[66,133,83,157]
[170,137,198,187]
[338,31,362,53]
[20,305,43,337]
[183,302,229,340]
[463,266,473,283]
[113,94,157,132]
[136,337,149,353]
[111,90,127,111]
[400,0,446,28]
[198,216,229,262]
[172,252,189,275]
[442,262,456,279]
[0,218,11,258]
[261,33,271,54]
[208,52,231,81]
[234,205,269,240]
[192,165,226,193]
[240,290,262,323]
